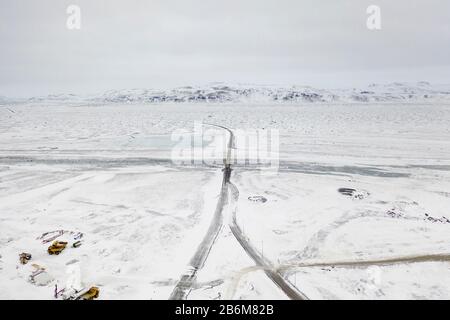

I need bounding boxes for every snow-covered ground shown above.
[1,101,450,299]
[0,162,223,299]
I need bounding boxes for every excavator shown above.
[47,241,68,255]
[61,286,100,300]
[77,287,100,300]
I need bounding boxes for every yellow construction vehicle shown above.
[47,241,68,255]
[77,287,100,300]
[19,253,32,264]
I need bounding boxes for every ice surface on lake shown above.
[1,101,450,299]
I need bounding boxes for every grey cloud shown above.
[0,0,449,97]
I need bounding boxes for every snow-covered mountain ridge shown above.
[3,82,450,105]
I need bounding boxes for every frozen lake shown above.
[1,102,450,299]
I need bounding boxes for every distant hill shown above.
[4,82,450,105]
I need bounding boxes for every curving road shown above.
[170,123,308,300]
[227,182,309,300]
[279,253,450,271]
[169,124,233,300]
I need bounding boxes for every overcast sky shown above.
[1,0,449,97]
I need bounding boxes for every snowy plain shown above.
[1,100,450,299]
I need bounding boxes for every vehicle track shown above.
[225,253,450,297]
[169,124,233,300]
[170,123,309,300]
[279,253,450,270]
[227,182,309,300]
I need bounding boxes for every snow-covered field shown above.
[1,101,450,299]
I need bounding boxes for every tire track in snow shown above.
[169,124,233,300]
[170,124,309,300]
[280,253,450,270]
[227,181,309,300]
